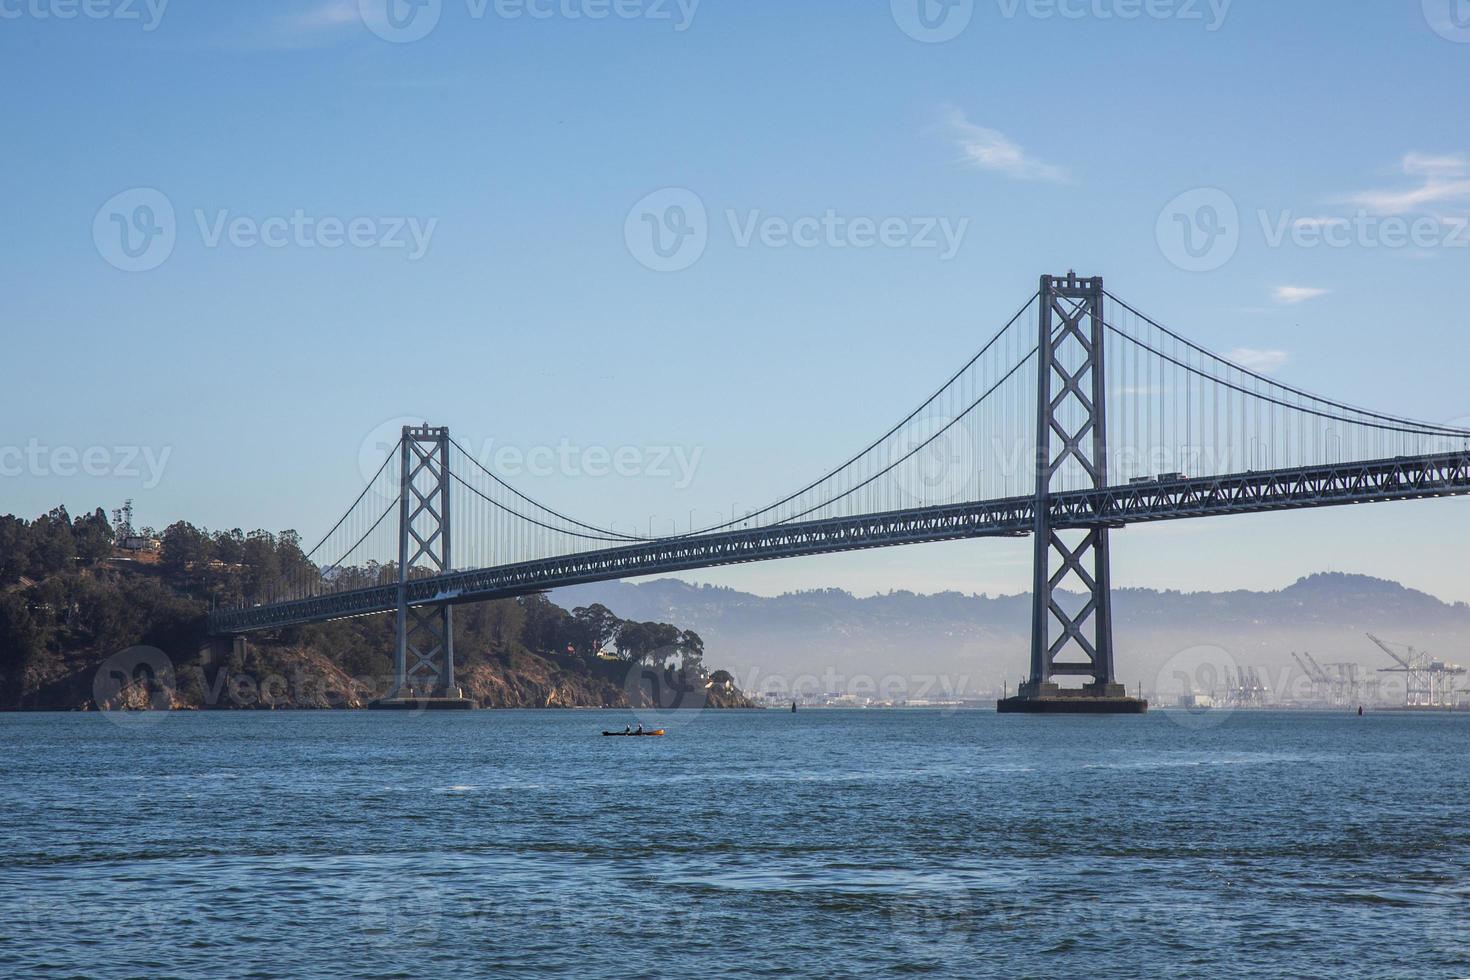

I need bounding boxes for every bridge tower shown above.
[371,424,473,710]
[1000,273,1146,714]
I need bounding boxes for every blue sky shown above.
[3,0,1470,601]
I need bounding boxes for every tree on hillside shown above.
[518,593,574,655]
[613,621,648,661]
[0,516,32,585]
[30,507,76,577]
[465,597,527,662]
[213,529,245,566]
[162,521,211,577]
[275,530,315,585]
[677,629,706,677]
[572,603,621,655]
[72,508,114,563]
[615,621,683,665]
[0,593,43,701]
[242,531,281,597]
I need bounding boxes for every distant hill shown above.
[554,573,1470,697]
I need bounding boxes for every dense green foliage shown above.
[0,505,707,708]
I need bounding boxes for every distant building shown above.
[116,536,161,552]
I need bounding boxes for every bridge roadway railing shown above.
[209,451,1470,635]
[1050,451,1470,526]
[208,494,1039,633]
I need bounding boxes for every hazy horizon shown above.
[5,1,1470,603]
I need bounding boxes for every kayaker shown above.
[636,724,644,735]
[623,725,631,734]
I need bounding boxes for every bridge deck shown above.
[210,452,1470,634]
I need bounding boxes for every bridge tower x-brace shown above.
[999,274,1147,714]
[369,424,474,710]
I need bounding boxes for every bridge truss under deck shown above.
[209,450,1470,636]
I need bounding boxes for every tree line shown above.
[0,504,711,707]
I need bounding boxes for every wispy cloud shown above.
[1346,153,1470,215]
[288,0,360,32]
[1273,286,1330,305]
[1227,348,1289,373]
[945,109,1068,183]
[202,0,364,51]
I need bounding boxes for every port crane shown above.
[1366,634,1466,708]
[1292,652,1332,704]
[1289,652,1370,708]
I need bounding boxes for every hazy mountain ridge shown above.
[554,573,1470,694]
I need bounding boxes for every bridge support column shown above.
[370,424,473,711]
[1000,273,1146,714]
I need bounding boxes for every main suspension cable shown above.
[662,292,1042,539]
[1106,290,1470,437]
[449,436,652,541]
[304,435,401,562]
[1104,322,1470,439]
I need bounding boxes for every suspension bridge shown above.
[207,273,1470,712]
